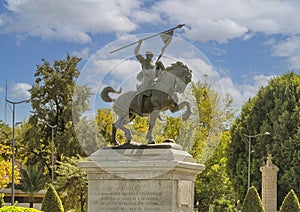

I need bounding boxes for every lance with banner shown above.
[109,24,185,55]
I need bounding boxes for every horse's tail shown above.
[101,86,122,102]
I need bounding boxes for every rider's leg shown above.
[137,94,143,116]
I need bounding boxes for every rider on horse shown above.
[134,39,165,116]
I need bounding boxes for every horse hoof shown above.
[148,141,155,144]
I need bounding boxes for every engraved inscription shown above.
[91,180,172,212]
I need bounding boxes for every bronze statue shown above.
[102,24,190,145]
[101,61,192,145]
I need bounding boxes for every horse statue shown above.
[101,61,193,145]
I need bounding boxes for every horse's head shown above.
[166,61,192,93]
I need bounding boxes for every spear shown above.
[109,24,185,54]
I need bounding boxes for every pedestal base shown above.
[79,143,205,212]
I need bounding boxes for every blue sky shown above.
[1,0,300,124]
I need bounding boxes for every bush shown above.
[0,205,41,211]
[41,184,64,212]
[0,193,4,208]
[280,189,300,212]
[241,186,264,212]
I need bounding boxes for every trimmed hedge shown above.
[241,186,265,212]
[280,189,300,212]
[0,205,41,211]
[41,184,64,212]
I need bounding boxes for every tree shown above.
[187,81,236,210]
[227,72,300,204]
[241,186,264,212]
[188,82,234,162]
[41,184,64,212]
[280,189,300,212]
[17,165,49,208]
[54,156,87,212]
[19,54,90,178]
[0,120,20,188]
[195,131,237,211]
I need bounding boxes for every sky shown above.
[1,0,300,124]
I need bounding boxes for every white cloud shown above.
[154,0,300,42]
[1,0,300,47]
[11,83,31,99]
[271,36,300,69]
[218,74,273,110]
[72,48,90,60]
[1,0,149,43]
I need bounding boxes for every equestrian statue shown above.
[101,24,192,145]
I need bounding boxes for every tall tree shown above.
[188,82,234,162]
[19,54,90,177]
[227,72,300,206]
[195,131,237,211]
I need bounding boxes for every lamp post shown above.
[244,131,270,190]
[5,98,30,205]
[39,120,57,183]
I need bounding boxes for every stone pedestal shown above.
[78,143,205,212]
[260,154,279,212]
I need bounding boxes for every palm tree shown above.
[17,165,50,208]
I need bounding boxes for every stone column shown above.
[79,143,205,212]
[260,154,279,212]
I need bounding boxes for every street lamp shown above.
[39,120,57,183]
[244,131,271,190]
[5,98,30,205]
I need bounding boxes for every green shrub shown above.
[0,193,4,208]
[41,184,64,212]
[280,189,300,212]
[0,205,41,211]
[241,186,264,212]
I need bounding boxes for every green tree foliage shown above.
[74,117,103,156]
[17,165,49,208]
[280,189,300,212]
[163,116,182,140]
[95,108,127,144]
[41,184,64,212]
[188,82,234,162]
[227,72,300,204]
[188,81,235,210]
[19,54,90,178]
[195,131,237,211]
[55,156,87,212]
[0,120,20,188]
[241,186,264,212]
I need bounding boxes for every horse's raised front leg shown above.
[146,110,160,144]
[169,101,191,121]
[178,101,191,121]
[114,115,132,143]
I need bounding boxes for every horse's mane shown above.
[165,61,192,85]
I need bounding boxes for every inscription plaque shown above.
[90,180,173,212]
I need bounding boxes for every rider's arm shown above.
[134,39,144,63]
[156,61,165,70]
